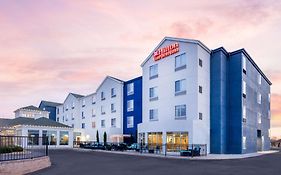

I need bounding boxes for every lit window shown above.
[127,83,134,95]
[242,136,246,149]
[127,100,134,112]
[101,106,105,115]
[243,105,247,122]
[242,81,246,97]
[242,55,247,72]
[92,122,96,128]
[101,120,105,128]
[257,93,262,104]
[257,112,262,124]
[127,116,134,128]
[149,109,158,121]
[92,109,96,117]
[175,79,186,95]
[149,87,158,100]
[111,118,116,128]
[175,53,186,70]
[175,105,186,119]
[258,74,262,85]
[92,96,96,104]
[149,64,158,79]
[111,88,116,97]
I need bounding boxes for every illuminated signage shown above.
[153,43,179,61]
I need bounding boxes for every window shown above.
[82,99,85,107]
[175,79,186,95]
[72,102,75,109]
[242,81,246,98]
[175,105,186,119]
[65,114,68,121]
[199,59,203,67]
[257,93,262,104]
[101,106,105,115]
[101,120,105,128]
[149,109,158,121]
[111,103,116,113]
[57,108,59,114]
[71,124,74,128]
[66,105,68,111]
[82,123,85,129]
[199,86,203,94]
[57,117,59,122]
[175,53,186,71]
[92,122,96,128]
[71,113,74,120]
[257,112,262,124]
[127,116,134,128]
[149,64,158,79]
[59,131,69,145]
[258,74,262,85]
[268,94,271,102]
[111,88,116,97]
[92,96,96,104]
[111,118,116,128]
[42,130,57,145]
[268,110,271,119]
[101,92,105,100]
[28,130,39,145]
[243,105,247,122]
[199,113,203,120]
[242,136,246,149]
[257,130,262,138]
[149,87,158,100]
[62,116,64,122]
[92,109,96,117]
[82,112,85,119]
[242,55,247,74]
[127,100,134,112]
[127,83,134,95]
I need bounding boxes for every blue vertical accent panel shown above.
[38,104,57,121]
[210,48,228,154]
[227,53,243,154]
[123,77,142,143]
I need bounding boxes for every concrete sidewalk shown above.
[73,148,279,160]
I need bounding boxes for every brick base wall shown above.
[0,156,51,175]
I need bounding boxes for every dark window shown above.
[243,69,247,74]
[257,130,262,138]
[199,86,203,94]
[199,113,203,120]
[199,59,203,67]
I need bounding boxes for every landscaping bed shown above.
[0,146,24,154]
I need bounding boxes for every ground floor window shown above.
[42,130,57,145]
[138,133,145,145]
[148,132,162,146]
[166,132,188,151]
[28,130,39,145]
[60,131,69,145]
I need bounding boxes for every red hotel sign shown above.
[153,43,179,61]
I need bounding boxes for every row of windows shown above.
[149,107,203,121]
[242,107,269,123]
[242,80,270,104]
[242,55,264,86]
[149,53,203,79]
[149,81,203,100]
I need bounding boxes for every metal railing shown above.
[74,141,207,157]
[0,136,49,162]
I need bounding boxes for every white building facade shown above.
[56,76,124,143]
[138,38,211,153]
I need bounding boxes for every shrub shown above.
[0,146,23,154]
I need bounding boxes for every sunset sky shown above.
[0,0,281,138]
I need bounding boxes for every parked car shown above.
[90,142,105,150]
[111,143,127,151]
[128,143,140,151]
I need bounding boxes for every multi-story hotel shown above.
[37,36,270,154]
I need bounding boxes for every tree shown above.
[96,130,99,143]
[103,132,107,145]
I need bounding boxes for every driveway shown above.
[30,149,281,175]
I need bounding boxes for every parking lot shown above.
[30,149,281,175]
